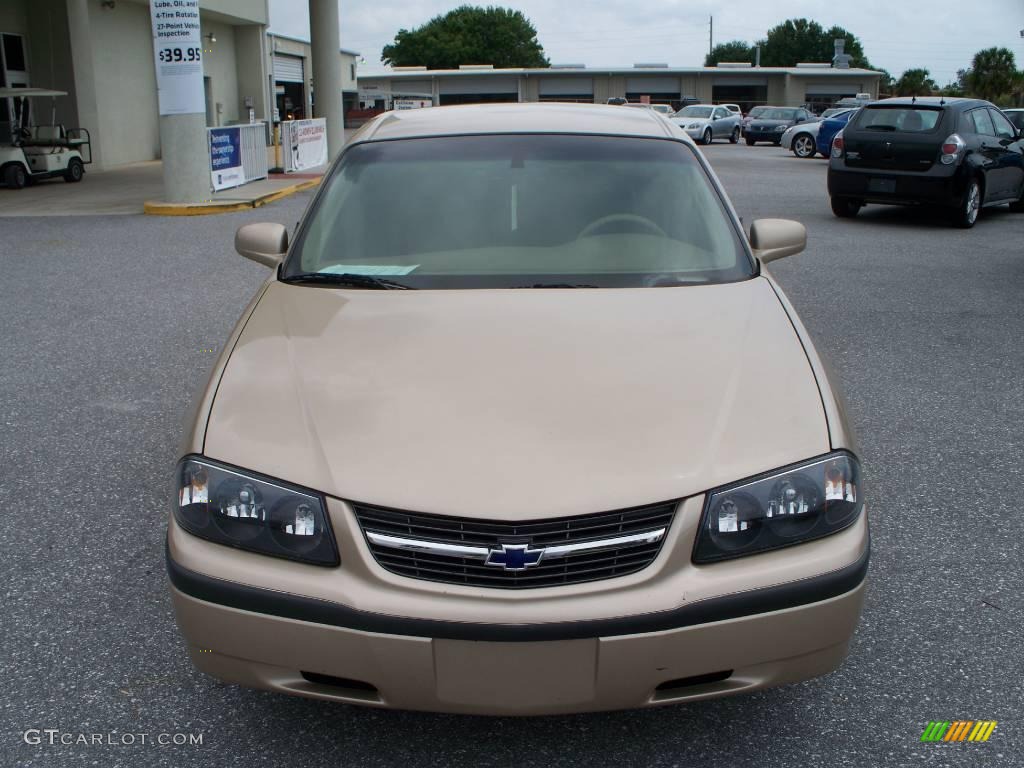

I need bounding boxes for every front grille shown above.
[353,500,677,589]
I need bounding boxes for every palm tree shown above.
[965,47,1018,102]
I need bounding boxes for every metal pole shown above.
[709,16,713,58]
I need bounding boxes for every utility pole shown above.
[709,16,713,58]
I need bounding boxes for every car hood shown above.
[750,119,793,129]
[204,278,829,520]
[785,122,822,137]
[671,116,711,126]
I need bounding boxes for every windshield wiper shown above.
[512,282,599,289]
[281,272,415,290]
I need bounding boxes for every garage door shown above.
[439,76,518,95]
[625,76,679,95]
[539,77,594,96]
[273,54,305,84]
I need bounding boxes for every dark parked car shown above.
[828,97,1024,228]
[745,107,813,146]
[1005,109,1024,132]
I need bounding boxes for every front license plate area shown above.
[868,177,897,194]
[433,638,597,710]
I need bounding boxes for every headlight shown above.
[688,123,701,129]
[174,457,339,566]
[693,452,862,564]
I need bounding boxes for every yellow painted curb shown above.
[143,177,321,216]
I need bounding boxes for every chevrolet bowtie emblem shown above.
[484,543,544,571]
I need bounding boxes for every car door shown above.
[988,108,1024,201]
[712,107,729,138]
[965,108,1007,200]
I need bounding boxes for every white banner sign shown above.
[150,0,205,115]
[282,118,328,172]
[394,99,433,110]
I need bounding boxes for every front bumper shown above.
[746,129,786,143]
[167,495,869,715]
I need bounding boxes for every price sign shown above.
[150,0,205,115]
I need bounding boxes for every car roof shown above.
[867,96,989,110]
[357,102,683,143]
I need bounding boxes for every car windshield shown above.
[821,108,850,118]
[287,134,751,289]
[761,109,798,121]
[1006,111,1024,131]
[748,107,769,117]
[852,106,942,132]
[675,106,713,118]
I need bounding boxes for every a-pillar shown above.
[309,0,344,161]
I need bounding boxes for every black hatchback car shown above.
[828,97,1024,228]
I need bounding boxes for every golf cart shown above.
[0,88,91,189]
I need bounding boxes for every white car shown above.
[721,103,742,116]
[669,104,742,145]
[781,109,851,159]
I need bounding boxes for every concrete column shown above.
[159,113,210,202]
[309,0,344,160]
[66,0,103,168]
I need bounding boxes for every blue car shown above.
[816,110,857,157]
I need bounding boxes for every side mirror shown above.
[750,218,806,263]
[235,222,288,268]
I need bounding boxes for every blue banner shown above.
[209,127,243,190]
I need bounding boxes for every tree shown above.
[964,47,1018,103]
[893,68,938,96]
[756,19,872,69]
[381,6,548,70]
[705,41,754,67]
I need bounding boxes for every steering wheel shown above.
[576,213,667,240]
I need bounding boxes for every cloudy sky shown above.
[269,0,1024,85]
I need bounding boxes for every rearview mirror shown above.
[235,222,288,268]
[749,218,806,263]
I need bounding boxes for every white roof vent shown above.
[716,62,752,68]
[458,64,495,70]
[795,63,831,68]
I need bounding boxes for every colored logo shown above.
[484,543,544,571]
[920,721,997,742]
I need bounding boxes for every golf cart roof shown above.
[0,88,68,99]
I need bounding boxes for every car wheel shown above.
[745,137,755,146]
[702,129,712,146]
[4,163,27,190]
[792,134,815,158]
[953,178,982,228]
[830,196,861,218]
[64,158,84,183]
[729,127,740,144]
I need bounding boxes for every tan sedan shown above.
[168,103,868,715]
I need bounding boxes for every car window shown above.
[762,108,798,121]
[676,106,713,118]
[714,109,728,119]
[853,106,942,133]
[988,109,1017,140]
[1006,111,1024,131]
[967,109,995,137]
[289,135,752,289]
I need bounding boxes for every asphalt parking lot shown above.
[2,141,1022,768]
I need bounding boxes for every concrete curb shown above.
[143,178,321,216]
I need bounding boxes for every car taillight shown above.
[940,133,965,165]
[831,131,845,158]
